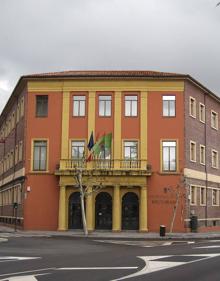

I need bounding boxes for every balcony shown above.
[56,159,152,176]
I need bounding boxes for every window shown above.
[200,187,206,205]
[33,140,47,171]
[190,185,197,205]
[162,96,175,117]
[15,145,18,164]
[125,96,138,116]
[124,141,138,160]
[189,97,196,118]
[200,145,205,165]
[211,110,218,130]
[20,97,24,117]
[99,96,111,116]
[190,141,196,162]
[73,96,86,116]
[71,141,85,159]
[16,104,20,123]
[212,189,219,206]
[36,95,48,117]
[212,150,218,169]
[162,141,177,172]
[18,141,23,162]
[199,103,205,123]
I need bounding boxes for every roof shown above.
[23,70,186,79]
[1,70,220,122]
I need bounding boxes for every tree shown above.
[74,166,104,236]
[217,2,220,7]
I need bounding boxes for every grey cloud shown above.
[0,0,220,113]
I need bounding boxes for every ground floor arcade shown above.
[57,174,148,232]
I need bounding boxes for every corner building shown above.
[0,71,220,232]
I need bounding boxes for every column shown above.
[139,185,148,232]
[140,91,148,169]
[86,186,94,232]
[58,186,67,231]
[113,185,121,231]
[114,92,122,169]
[87,91,96,169]
[61,91,70,160]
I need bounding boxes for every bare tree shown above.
[74,167,104,236]
[216,2,220,7]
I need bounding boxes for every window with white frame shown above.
[73,96,86,116]
[189,97,196,118]
[124,141,138,160]
[163,96,176,117]
[33,140,47,171]
[162,141,177,172]
[190,185,197,205]
[200,145,205,165]
[71,141,85,159]
[200,187,206,205]
[212,149,218,169]
[212,189,219,206]
[199,103,205,123]
[211,110,218,130]
[190,141,196,162]
[99,96,111,116]
[125,96,138,116]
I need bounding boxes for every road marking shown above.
[57,267,138,270]
[0,238,8,243]
[0,273,48,281]
[194,245,220,249]
[0,257,40,263]
[0,268,54,278]
[111,253,220,281]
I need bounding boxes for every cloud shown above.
[0,0,220,113]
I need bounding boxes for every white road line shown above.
[111,253,220,281]
[0,268,55,278]
[57,267,138,270]
[194,245,220,249]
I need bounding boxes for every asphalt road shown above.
[0,235,220,280]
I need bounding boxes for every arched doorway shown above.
[69,192,83,229]
[122,192,139,230]
[95,192,112,230]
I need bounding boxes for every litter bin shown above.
[190,215,198,232]
[160,225,166,237]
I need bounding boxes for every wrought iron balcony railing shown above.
[59,159,151,172]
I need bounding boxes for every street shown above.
[0,235,220,280]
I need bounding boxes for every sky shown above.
[0,0,220,113]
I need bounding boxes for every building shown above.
[0,70,220,232]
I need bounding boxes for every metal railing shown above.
[59,159,151,172]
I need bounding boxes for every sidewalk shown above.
[1,225,220,240]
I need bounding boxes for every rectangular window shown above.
[212,189,219,206]
[33,140,47,171]
[99,96,111,116]
[211,110,218,130]
[18,141,23,162]
[125,96,138,116]
[190,141,196,162]
[190,185,197,205]
[16,104,20,123]
[162,141,177,172]
[199,103,205,123]
[15,145,18,164]
[73,96,86,116]
[36,95,48,117]
[162,96,176,117]
[71,141,85,159]
[189,97,196,118]
[212,149,218,169]
[200,187,206,205]
[200,145,205,165]
[124,141,138,160]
